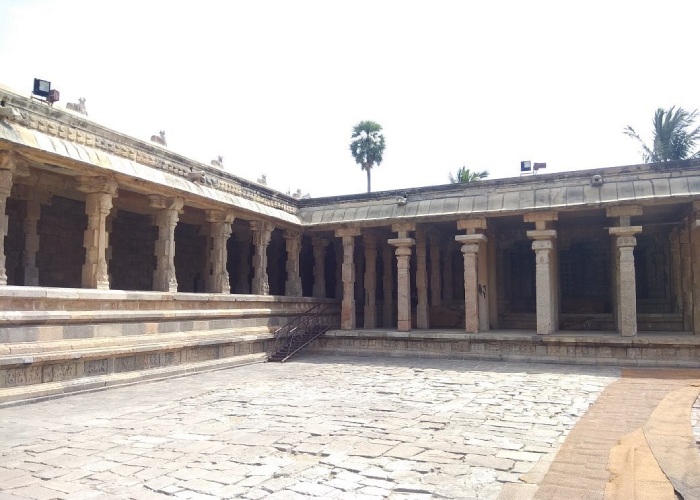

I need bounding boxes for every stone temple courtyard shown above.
[0,355,699,499]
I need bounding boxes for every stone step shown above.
[0,352,268,407]
[0,327,274,363]
[0,328,276,398]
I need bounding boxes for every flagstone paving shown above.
[0,356,620,499]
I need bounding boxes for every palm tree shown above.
[349,121,386,193]
[624,106,700,163]
[449,166,489,183]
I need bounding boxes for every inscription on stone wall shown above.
[116,356,135,373]
[48,363,77,382]
[85,359,108,376]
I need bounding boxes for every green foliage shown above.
[349,121,386,193]
[625,107,700,163]
[449,166,489,183]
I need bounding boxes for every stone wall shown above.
[110,210,157,291]
[37,197,85,288]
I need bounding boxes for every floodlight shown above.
[520,161,531,172]
[33,79,51,98]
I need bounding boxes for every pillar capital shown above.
[609,226,642,239]
[77,176,118,196]
[456,233,487,245]
[149,195,184,212]
[0,151,30,176]
[250,220,274,234]
[388,237,415,249]
[205,209,234,224]
[391,222,416,233]
[283,229,302,240]
[606,205,643,218]
[335,227,361,238]
[527,229,557,241]
[457,218,487,233]
[524,211,558,230]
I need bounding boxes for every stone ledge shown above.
[0,330,275,367]
[324,329,700,346]
[0,308,281,325]
[0,352,267,407]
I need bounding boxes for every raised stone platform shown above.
[312,329,700,368]
[0,287,340,405]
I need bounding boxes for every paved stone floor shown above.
[0,356,620,499]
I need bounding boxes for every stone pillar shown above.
[79,176,118,289]
[415,227,429,329]
[611,229,641,336]
[284,229,303,296]
[206,209,234,293]
[336,228,361,329]
[442,241,454,301]
[150,196,184,292]
[13,186,48,286]
[525,211,559,335]
[311,237,329,298]
[429,233,442,306]
[382,243,394,327]
[250,221,274,295]
[389,223,416,332]
[0,151,28,286]
[363,233,378,328]
[607,206,642,337]
[456,218,488,333]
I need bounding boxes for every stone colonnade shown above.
[0,151,317,297]
[332,208,652,338]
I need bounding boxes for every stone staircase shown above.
[0,287,339,406]
[268,304,336,363]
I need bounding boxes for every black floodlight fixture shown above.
[533,162,546,171]
[32,78,60,105]
[33,78,51,98]
[520,161,532,172]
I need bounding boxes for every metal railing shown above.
[270,304,336,361]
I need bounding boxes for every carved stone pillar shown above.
[14,186,48,286]
[389,223,416,332]
[79,176,118,289]
[284,229,303,296]
[0,151,28,286]
[363,233,378,328]
[311,237,328,298]
[336,228,360,329]
[607,206,642,337]
[250,221,274,295]
[526,211,559,335]
[382,243,394,327]
[429,234,442,306]
[150,195,184,292]
[415,228,429,329]
[456,218,488,333]
[206,210,234,293]
[612,229,640,336]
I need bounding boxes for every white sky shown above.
[0,0,698,197]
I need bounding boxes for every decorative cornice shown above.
[0,87,299,216]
